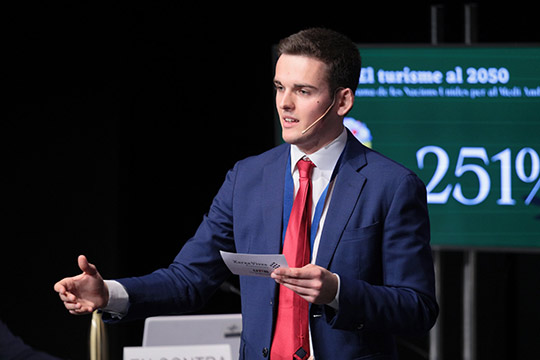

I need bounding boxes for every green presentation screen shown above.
[346,46,540,250]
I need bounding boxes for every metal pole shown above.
[463,250,477,360]
[463,5,478,359]
[431,4,445,45]
[430,250,443,360]
[464,3,478,45]
[429,5,444,360]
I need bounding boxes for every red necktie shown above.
[271,158,315,360]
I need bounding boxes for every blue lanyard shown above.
[282,153,341,259]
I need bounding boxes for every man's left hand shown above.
[271,264,338,305]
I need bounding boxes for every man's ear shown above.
[336,88,355,116]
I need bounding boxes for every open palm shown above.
[54,255,109,315]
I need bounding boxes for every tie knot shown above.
[297,158,315,179]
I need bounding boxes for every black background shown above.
[2,1,539,359]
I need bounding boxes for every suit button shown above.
[356,323,364,330]
[262,347,269,357]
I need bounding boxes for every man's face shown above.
[274,54,341,154]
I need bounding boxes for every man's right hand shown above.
[54,255,109,315]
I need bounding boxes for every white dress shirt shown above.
[289,128,347,266]
[288,128,348,359]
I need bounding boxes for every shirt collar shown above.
[290,128,348,176]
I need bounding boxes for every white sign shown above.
[220,251,288,277]
[124,344,232,360]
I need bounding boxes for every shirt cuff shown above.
[326,273,341,310]
[102,280,130,318]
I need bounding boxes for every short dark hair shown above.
[277,28,361,93]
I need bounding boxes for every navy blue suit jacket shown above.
[0,320,63,360]
[115,131,438,359]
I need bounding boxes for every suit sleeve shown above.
[327,173,438,336]
[107,164,239,322]
[0,320,63,360]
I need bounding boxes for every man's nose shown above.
[278,90,294,111]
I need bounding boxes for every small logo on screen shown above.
[344,117,372,148]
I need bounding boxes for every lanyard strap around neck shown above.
[282,153,342,258]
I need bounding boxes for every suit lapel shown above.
[315,133,368,269]
[262,145,289,255]
[261,145,289,306]
[258,134,368,269]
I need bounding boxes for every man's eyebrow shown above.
[294,83,318,89]
[273,79,318,89]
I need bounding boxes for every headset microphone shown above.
[301,94,337,135]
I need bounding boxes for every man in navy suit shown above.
[55,28,438,359]
[1,319,63,359]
